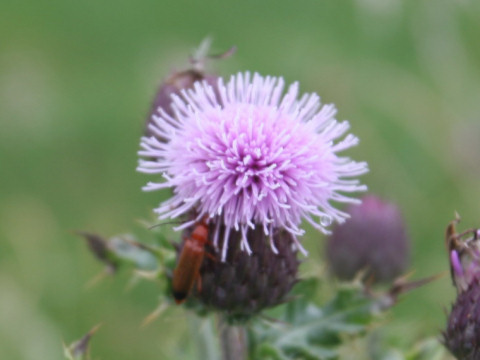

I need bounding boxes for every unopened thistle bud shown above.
[443,217,480,359]
[444,278,480,360]
[77,232,118,273]
[326,195,410,283]
[145,69,218,139]
[145,40,233,139]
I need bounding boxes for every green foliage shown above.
[249,277,448,360]
[404,339,449,360]
[107,235,160,271]
[78,229,176,275]
[77,227,446,360]
[370,337,450,360]
[250,279,381,360]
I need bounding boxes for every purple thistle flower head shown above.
[138,72,368,260]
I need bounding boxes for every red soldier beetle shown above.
[172,217,212,304]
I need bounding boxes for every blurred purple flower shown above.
[326,195,410,282]
[138,72,367,260]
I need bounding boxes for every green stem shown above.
[218,317,248,360]
[188,316,221,360]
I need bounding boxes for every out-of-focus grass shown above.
[0,0,479,358]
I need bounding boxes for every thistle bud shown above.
[145,69,219,139]
[144,40,235,139]
[76,232,118,273]
[63,324,101,360]
[444,278,480,360]
[443,217,480,359]
[325,195,410,283]
[177,223,300,320]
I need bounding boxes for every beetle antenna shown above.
[148,220,183,230]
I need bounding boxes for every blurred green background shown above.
[1,0,480,358]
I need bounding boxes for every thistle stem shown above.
[218,317,248,360]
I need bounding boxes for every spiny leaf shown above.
[77,231,173,273]
[252,283,378,360]
[108,235,159,270]
[63,324,101,360]
[251,275,438,360]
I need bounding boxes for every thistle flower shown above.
[138,72,367,260]
[326,195,410,283]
